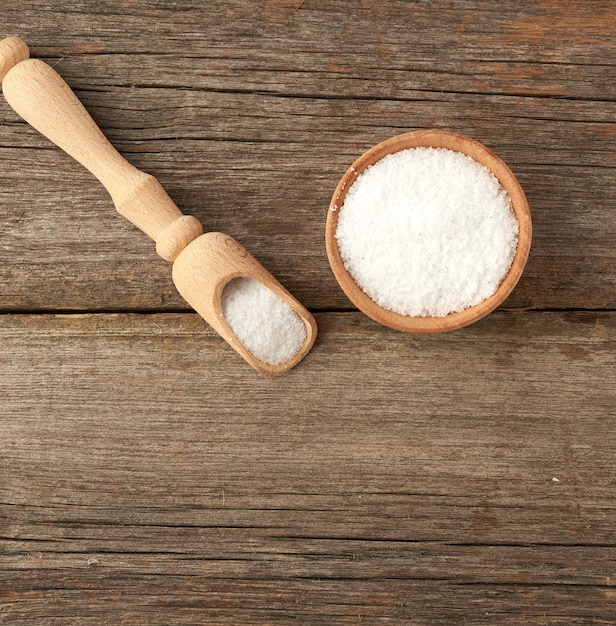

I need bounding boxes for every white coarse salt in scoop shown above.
[335,147,519,317]
[222,277,307,365]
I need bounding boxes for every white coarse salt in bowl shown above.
[325,130,532,333]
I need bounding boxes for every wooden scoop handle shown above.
[0,37,202,261]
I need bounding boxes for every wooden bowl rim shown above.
[325,130,532,333]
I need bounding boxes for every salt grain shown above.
[222,277,307,365]
[335,147,519,317]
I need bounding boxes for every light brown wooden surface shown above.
[1,1,615,623]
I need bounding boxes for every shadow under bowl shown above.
[325,130,532,333]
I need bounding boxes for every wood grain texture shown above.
[1,311,615,624]
[0,0,615,623]
[0,0,614,311]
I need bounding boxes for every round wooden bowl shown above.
[325,130,532,333]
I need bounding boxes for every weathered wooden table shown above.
[1,2,614,623]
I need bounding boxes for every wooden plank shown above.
[4,1,616,68]
[1,311,615,622]
[0,93,613,312]
[1,577,615,624]
[0,1,614,311]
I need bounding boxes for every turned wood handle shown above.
[0,37,202,260]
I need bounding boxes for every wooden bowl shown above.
[325,130,532,332]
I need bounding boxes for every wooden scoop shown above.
[0,37,316,375]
